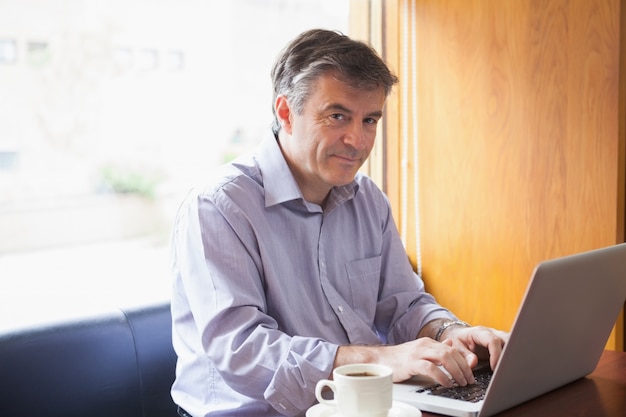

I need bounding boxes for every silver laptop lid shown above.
[480,242,626,416]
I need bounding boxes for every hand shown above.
[335,339,473,387]
[441,325,509,372]
[334,326,509,388]
[367,338,477,387]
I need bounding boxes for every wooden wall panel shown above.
[381,0,625,349]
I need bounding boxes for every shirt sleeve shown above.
[172,190,337,416]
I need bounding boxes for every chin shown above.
[324,163,361,186]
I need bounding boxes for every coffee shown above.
[346,372,379,377]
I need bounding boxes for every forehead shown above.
[307,72,386,112]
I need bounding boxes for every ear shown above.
[274,95,293,135]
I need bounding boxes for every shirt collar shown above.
[256,131,359,210]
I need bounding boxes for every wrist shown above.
[334,344,380,368]
[434,320,470,342]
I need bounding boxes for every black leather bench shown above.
[0,302,177,417]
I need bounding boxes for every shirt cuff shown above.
[264,338,338,416]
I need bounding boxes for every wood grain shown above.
[382,0,625,348]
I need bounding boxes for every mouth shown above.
[332,154,361,164]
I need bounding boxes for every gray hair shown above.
[270,29,398,135]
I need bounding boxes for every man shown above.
[170,29,507,417]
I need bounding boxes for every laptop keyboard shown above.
[414,367,493,403]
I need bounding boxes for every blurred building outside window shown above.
[0,0,349,331]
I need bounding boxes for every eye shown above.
[330,113,346,121]
[364,117,378,125]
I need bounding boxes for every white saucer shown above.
[306,401,422,417]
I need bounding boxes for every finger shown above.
[488,337,505,370]
[446,338,480,369]
[461,327,507,370]
[438,340,475,386]
[403,339,472,386]
[441,359,474,386]
[416,360,457,387]
[471,329,505,370]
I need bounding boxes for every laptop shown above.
[393,242,626,417]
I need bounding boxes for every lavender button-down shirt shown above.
[170,133,454,417]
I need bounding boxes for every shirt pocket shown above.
[344,255,382,324]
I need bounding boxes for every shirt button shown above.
[337,306,344,313]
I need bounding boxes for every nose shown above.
[343,121,369,151]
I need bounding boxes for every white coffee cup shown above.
[315,363,393,417]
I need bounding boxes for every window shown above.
[0,0,349,330]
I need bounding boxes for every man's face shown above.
[276,72,386,205]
